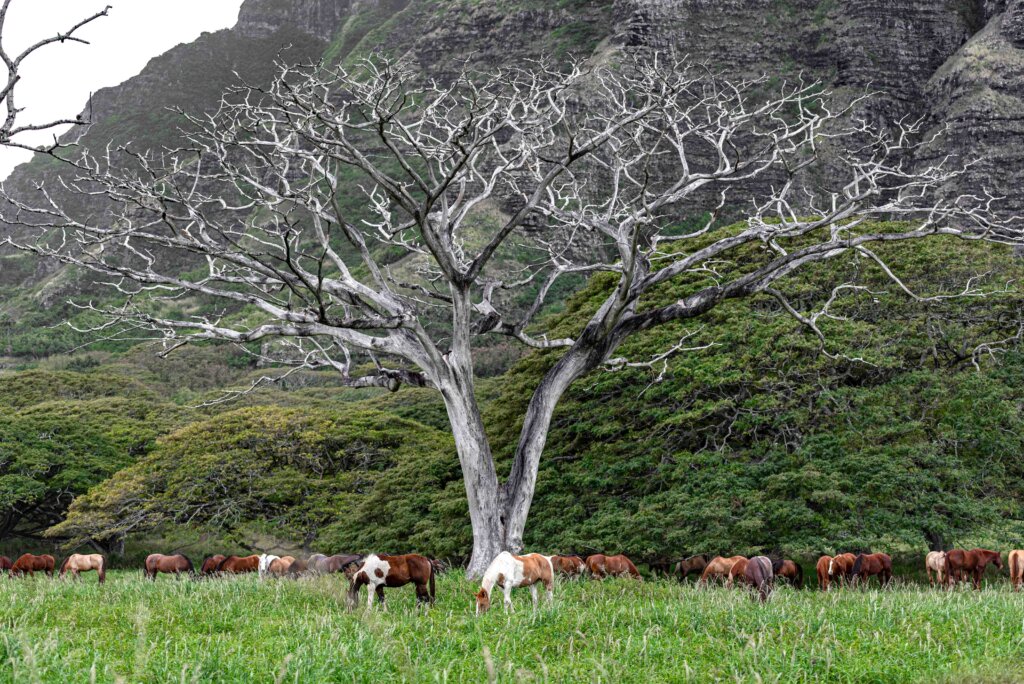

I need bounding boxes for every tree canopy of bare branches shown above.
[2,53,1020,575]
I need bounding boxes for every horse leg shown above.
[375,584,387,611]
[503,583,514,613]
[545,579,554,605]
[530,583,539,611]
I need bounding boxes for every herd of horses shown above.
[3,547,1022,611]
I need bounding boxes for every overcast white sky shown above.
[0,0,244,180]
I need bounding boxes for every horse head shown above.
[474,587,491,615]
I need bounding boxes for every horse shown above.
[828,553,856,586]
[216,555,260,574]
[200,555,226,575]
[772,559,803,589]
[585,554,642,580]
[551,555,587,577]
[286,557,310,577]
[475,552,554,614]
[925,551,947,587]
[815,552,831,589]
[144,553,194,579]
[347,554,435,609]
[268,556,295,577]
[311,554,362,574]
[945,548,1002,589]
[258,554,280,578]
[9,553,55,578]
[1010,549,1023,591]
[726,557,749,588]
[59,554,106,583]
[0,556,11,572]
[741,556,774,602]
[699,556,746,585]
[676,554,708,581]
[850,553,892,588]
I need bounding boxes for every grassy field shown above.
[2,572,1023,683]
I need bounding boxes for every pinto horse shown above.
[816,555,833,591]
[347,553,435,609]
[945,548,1002,589]
[676,555,708,581]
[851,553,892,588]
[0,556,11,572]
[699,556,745,585]
[59,554,106,583]
[216,555,260,574]
[1009,549,1023,591]
[475,552,554,614]
[10,553,55,578]
[772,559,803,589]
[925,551,947,587]
[741,556,774,602]
[144,553,194,579]
[551,555,587,577]
[200,555,226,575]
[828,553,856,586]
[585,554,642,580]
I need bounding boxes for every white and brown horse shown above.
[59,553,106,583]
[475,552,554,614]
[347,554,435,609]
[925,551,947,587]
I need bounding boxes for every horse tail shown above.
[1011,552,1021,584]
[182,554,195,576]
[428,559,436,603]
[58,555,71,575]
[99,554,107,583]
[795,563,804,589]
[215,555,230,573]
[851,554,863,579]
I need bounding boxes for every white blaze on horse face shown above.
[828,558,834,576]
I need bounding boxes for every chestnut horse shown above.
[925,551,947,587]
[699,556,745,585]
[10,553,55,578]
[828,553,856,586]
[216,555,260,574]
[1009,549,1023,591]
[551,555,587,577]
[586,554,642,580]
[772,559,803,589]
[851,553,892,588]
[0,556,11,572]
[816,555,833,591]
[727,557,749,588]
[741,556,774,602]
[200,555,226,575]
[945,548,1002,589]
[676,554,708,581]
[268,556,296,577]
[59,553,106,583]
[144,553,194,579]
[475,552,554,614]
[347,553,435,609]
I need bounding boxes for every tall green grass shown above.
[1,573,1022,682]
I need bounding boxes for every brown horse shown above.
[216,555,260,574]
[699,556,745,585]
[310,554,362,574]
[772,559,803,589]
[144,553,194,579]
[585,554,642,580]
[676,555,708,581]
[200,555,226,575]
[551,555,587,577]
[0,556,11,572]
[742,556,774,602]
[727,557,749,588]
[925,551,947,587]
[59,554,106,583]
[829,553,856,586]
[1009,549,1023,591]
[347,553,435,609]
[268,556,296,577]
[475,552,554,614]
[945,548,1002,589]
[10,553,55,578]
[816,555,833,591]
[851,553,892,588]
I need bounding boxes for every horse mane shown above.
[771,558,784,573]
[59,554,72,573]
[851,554,864,576]
[181,554,195,574]
[215,555,232,572]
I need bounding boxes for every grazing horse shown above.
[258,554,280,578]
[551,555,587,577]
[925,551,947,587]
[347,554,435,609]
[475,552,554,614]
[200,555,226,575]
[59,554,106,583]
[10,553,55,578]
[286,557,311,577]
[216,555,260,574]
[741,556,774,602]
[850,553,892,588]
[772,559,803,589]
[268,556,295,577]
[727,557,749,588]
[699,556,746,585]
[1009,549,1023,592]
[815,552,831,589]
[0,556,12,572]
[945,548,1002,589]
[828,553,856,586]
[311,554,362,574]
[144,553,194,579]
[585,554,642,580]
[676,554,708,581]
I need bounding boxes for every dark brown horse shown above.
[742,556,774,602]
[585,554,642,580]
[551,555,587,577]
[829,553,857,586]
[10,553,55,578]
[200,555,226,575]
[347,553,435,609]
[216,555,260,574]
[0,556,11,572]
[676,555,708,581]
[772,559,803,589]
[144,553,194,579]
[851,553,892,588]
[945,548,1002,589]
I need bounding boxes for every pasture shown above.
[2,572,1023,682]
